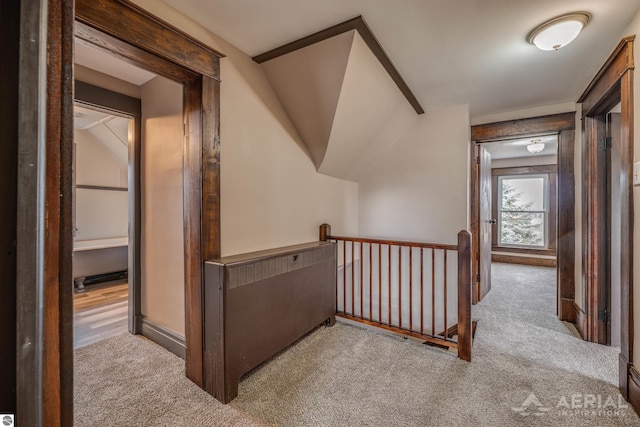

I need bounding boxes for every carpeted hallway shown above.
[74,263,639,426]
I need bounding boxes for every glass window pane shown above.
[500,212,545,246]
[501,178,545,211]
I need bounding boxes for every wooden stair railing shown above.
[320,224,473,361]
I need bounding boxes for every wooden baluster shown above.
[399,246,402,329]
[409,247,413,332]
[420,248,424,334]
[360,241,363,318]
[457,230,472,362]
[343,240,346,314]
[378,244,382,323]
[351,241,355,316]
[388,245,391,325]
[443,250,448,339]
[369,243,372,320]
[431,249,435,337]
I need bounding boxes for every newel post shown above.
[319,223,331,241]
[457,230,472,362]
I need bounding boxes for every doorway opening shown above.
[470,112,576,316]
[72,102,134,348]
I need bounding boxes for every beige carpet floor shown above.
[74,263,640,426]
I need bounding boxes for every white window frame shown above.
[497,174,549,249]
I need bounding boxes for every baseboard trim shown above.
[628,365,640,415]
[559,298,575,322]
[572,302,586,339]
[491,254,556,267]
[139,316,186,359]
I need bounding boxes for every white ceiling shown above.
[74,105,129,164]
[161,0,640,119]
[482,135,558,160]
[75,38,156,86]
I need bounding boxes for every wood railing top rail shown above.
[326,234,458,252]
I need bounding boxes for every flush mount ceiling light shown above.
[527,12,591,51]
[527,139,545,154]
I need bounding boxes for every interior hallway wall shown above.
[128,0,359,259]
[140,76,185,336]
[358,104,470,245]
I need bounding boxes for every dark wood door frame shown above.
[470,112,576,316]
[577,36,634,400]
[41,0,224,424]
[74,80,142,335]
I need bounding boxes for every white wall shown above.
[140,76,185,335]
[74,129,128,242]
[358,104,470,245]
[75,64,141,99]
[127,1,359,257]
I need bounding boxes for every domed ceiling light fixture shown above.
[527,139,545,154]
[527,12,591,51]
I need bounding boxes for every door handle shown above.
[489,219,497,224]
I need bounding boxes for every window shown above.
[498,175,548,248]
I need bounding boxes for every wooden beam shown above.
[471,112,575,142]
[75,0,223,79]
[578,36,635,116]
[252,16,424,115]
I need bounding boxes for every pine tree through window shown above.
[498,175,548,248]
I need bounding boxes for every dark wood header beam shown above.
[76,0,224,80]
[471,112,576,142]
[252,16,425,115]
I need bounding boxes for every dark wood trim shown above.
[74,80,141,116]
[628,365,640,413]
[75,185,128,192]
[557,129,575,320]
[492,246,556,256]
[491,165,557,176]
[0,0,19,415]
[74,21,197,83]
[621,354,631,400]
[75,0,223,79]
[252,16,424,115]
[74,81,142,337]
[69,0,222,402]
[492,254,556,267]
[491,165,558,254]
[559,298,576,323]
[580,40,635,398]
[620,68,635,382]
[471,112,575,142]
[17,1,49,424]
[579,38,634,402]
[471,112,575,317]
[139,316,186,359]
[457,230,472,362]
[182,76,205,387]
[43,0,76,424]
[578,36,635,115]
[573,303,586,339]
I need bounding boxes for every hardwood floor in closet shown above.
[74,281,129,349]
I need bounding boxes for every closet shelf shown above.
[74,237,128,252]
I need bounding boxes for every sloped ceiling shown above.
[162,0,640,119]
[261,29,418,181]
[74,105,129,166]
[260,31,354,169]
